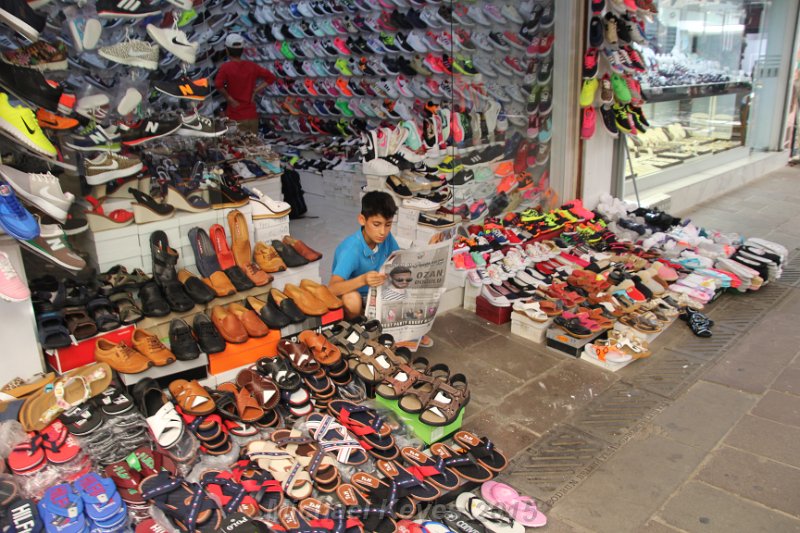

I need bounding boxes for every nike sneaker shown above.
[65,122,120,152]
[0,62,62,112]
[176,113,228,137]
[0,180,38,240]
[0,165,73,222]
[0,251,29,301]
[36,109,78,130]
[96,0,162,18]
[84,152,143,185]
[98,39,159,70]
[119,118,181,145]
[146,24,198,64]
[0,92,56,157]
[20,219,86,272]
[2,40,68,71]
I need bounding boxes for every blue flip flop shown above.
[38,484,86,533]
[74,473,122,522]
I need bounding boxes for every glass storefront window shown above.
[625,0,767,180]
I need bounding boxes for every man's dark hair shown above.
[227,47,243,58]
[361,191,397,220]
[389,266,411,278]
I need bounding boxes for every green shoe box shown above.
[374,395,463,445]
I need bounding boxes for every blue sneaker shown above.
[0,181,39,240]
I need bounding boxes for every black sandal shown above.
[63,307,97,340]
[109,291,143,324]
[87,297,122,332]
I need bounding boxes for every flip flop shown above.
[38,484,86,533]
[140,471,223,532]
[336,484,396,533]
[3,499,43,533]
[229,460,283,513]
[350,471,417,519]
[481,481,547,528]
[298,497,364,533]
[453,432,508,473]
[455,493,523,533]
[376,460,440,501]
[429,443,493,483]
[328,400,396,454]
[441,510,487,533]
[200,470,260,517]
[74,472,123,522]
[400,447,460,491]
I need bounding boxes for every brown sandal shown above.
[168,379,216,416]
[216,383,264,423]
[235,369,280,410]
[277,339,321,374]
[63,307,97,340]
[375,357,429,400]
[419,374,469,426]
[397,364,450,414]
[351,341,409,384]
[298,330,341,366]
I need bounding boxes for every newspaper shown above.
[366,240,452,342]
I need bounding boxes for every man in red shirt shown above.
[214,34,276,134]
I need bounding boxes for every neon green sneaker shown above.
[177,8,197,27]
[610,73,631,104]
[452,55,478,76]
[579,78,599,107]
[334,58,352,76]
[0,92,56,157]
[280,41,295,60]
[437,156,463,173]
[335,99,354,117]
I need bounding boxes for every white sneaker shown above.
[0,165,74,222]
[402,197,440,211]
[471,31,494,52]
[146,24,198,64]
[75,93,110,121]
[466,4,490,25]
[249,187,291,219]
[98,39,159,70]
[501,4,523,23]
[117,88,142,115]
[362,158,400,176]
[481,285,511,306]
[406,31,428,53]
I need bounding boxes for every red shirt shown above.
[214,59,276,121]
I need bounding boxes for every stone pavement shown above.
[426,167,800,532]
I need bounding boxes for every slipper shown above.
[74,472,123,522]
[299,330,342,366]
[257,356,302,391]
[336,484,396,533]
[38,484,86,533]
[400,447,460,491]
[217,383,264,423]
[104,461,144,504]
[244,440,313,500]
[200,470,260,517]
[94,387,135,416]
[168,379,216,416]
[453,431,508,473]
[350,471,417,519]
[428,443,493,483]
[278,506,327,533]
[455,493,523,533]
[481,481,547,528]
[59,403,105,436]
[442,510,487,533]
[141,471,223,532]
[229,460,283,513]
[223,419,259,438]
[3,499,43,533]
[298,497,364,532]
[7,438,47,474]
[41,421,81,464]
[235,369,280,410]
[376,459,440,501]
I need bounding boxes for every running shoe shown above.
[0,92,56,157]
[0,180,38,240]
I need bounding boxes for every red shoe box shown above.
[47,326,135,374]
[475,296,512,325]
[321,307,344,326]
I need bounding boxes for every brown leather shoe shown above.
[203,270,236,296]
[226,210,271,286]
[299,279,343,309]
[254,242,287,273]
[284,283,329,316]
[94,338,151,374]
[227,303,269,338]
[283,235,322,262]
[132,329,176,366]
[211,306,248,343]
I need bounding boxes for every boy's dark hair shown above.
[361,191,397,220]
[227,47,244,58]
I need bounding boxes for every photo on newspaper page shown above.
[369,241,452,341]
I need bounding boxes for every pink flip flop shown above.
[481,481,547,528]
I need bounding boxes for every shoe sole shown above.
[0,117,56,158]
[0,8,40,41]
[85,162,143,185]
[18,238,84,271]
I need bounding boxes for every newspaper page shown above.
[365,240,452,341]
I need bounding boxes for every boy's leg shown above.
[341,291,363,319]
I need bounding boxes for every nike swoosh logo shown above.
[171,36,193,47]
[93,161,119,170]
[21,118,36,135]
[180,122,204,130]
[128,50,153,57]
[38,185,66,203]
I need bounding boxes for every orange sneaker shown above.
[304,78,318,96]
[335,77,352,97]
[494,160,514,177]
[36,108,78,130]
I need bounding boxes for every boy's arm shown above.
[329,272,386,296]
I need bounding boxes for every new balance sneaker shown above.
[20,220,86,271]
[67,15,103,52]
[96,0,162,18]
[65,122,120,152]
[2,41,68,71]
[0,0,46,41]
[146,24,198,64]
[0,165,73,222]
[98,39,159,69]
[84,152,143,185]
[0,180,37,240]
[0,251,28,301]
[119,119,181,145]
[0,92,56,157]
[177,113,228,137]
[153,76,210,100]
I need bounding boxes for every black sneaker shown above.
[437,5,452,24]
[612,104,633,134]
[0,0,46,41]
[589,16,604,47]
[599,105,619,136]
[0,62,62,112]
[154,76,211,101]
[450,169,474,186]
[394,32,415,53]
[626,105,647,132]
[538,58,553,84]
[390,9,413,30]
[519,20,538,41]
[629,105,650,127]
[96,0,162,18]
[119,119,181,146]
[406,9,427,29]
[382,56,400,75]
[169,318,201,360]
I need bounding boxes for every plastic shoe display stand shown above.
[374,395,464,445]
[118,353,209,389]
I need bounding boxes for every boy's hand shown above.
[363,271,386,287]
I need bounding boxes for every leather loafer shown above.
[254,242,287,272]
[283,235,322,262]
[224,265,255,292]
[169,318,201,360]
[246,295,291,328]
[189,227,223,278]
[299,279,342,309]
[211,306,248,343]
[138,282,170,317]
[227,303,269,337]
[228,210,270,286]
[193,313,226,354]
[271,239,309,268]
[204,271,236,297]
[162,280,195,312]
[284,284,328,316]
[177,269,216,304]
[269,289,306,323]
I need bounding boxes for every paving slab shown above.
[463,408,539,459]
[552,433,707,532]
[696,446,800,517]
[751,390,800,427]
[658,481,800,533]
[723,414,800,468]
[770,367,800,396]
[468,333,561,382]
[648,381,756,449]
[428,310,500,350]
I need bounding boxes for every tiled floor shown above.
[381,167,800,532]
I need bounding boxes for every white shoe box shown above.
[463,282,480,312]
[579,351,635,372]
[253,215,290,243]
[510,312,552,344]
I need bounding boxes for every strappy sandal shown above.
[375,357,429,400]
[350,341,409,384]
[299,330,342,366]
[140,471,223,532]
[350,471,417,519]
[305,413,369,466]
[298,497,365,533]
[553,316,593,338]
[216,383,264,423]
[400,447,460,491]
[272,428,341,492]
[278,339,322,374]
[87,297,121,332]
[200,470,260,517]
[337,484,396,533]
[108,291,143,324]
[63,306,97,340]
[419,374,470,427]
[257,356,303,391]
[98,265,150,295]
[323,321,370,355]
[229,459,283,512]
[376,460,440,501]
[236,369,280,410]
[328,400,398,459]
[398,364,450,414]
[619,311,662,333]
[168,379,216,416]
[453,431,509,473]
[245,440,314,500]
[36,310,71,348]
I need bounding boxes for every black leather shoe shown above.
[271,240,309,268]
[193,313,226,354]
[224,266,255,292]
[269,289,306,323]
[150,230,180,286]
[138,282,170,317]
[246,295,291,328]
[180,272,216,304]
[162,280,195,312]
[169,318,201,360]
